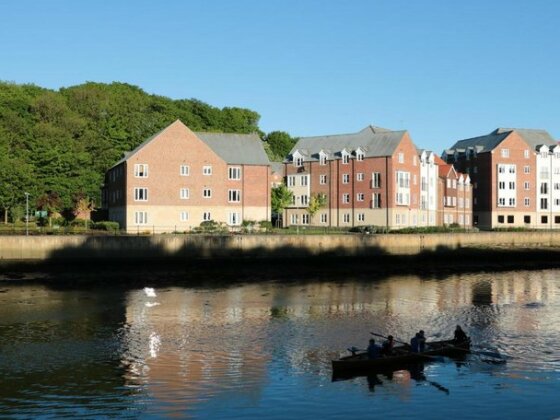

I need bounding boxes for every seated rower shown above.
[410,333,420,353]
[418,330,426,352]
[381,335,395,356]
[367,338,381,359]
[454,325,468,343]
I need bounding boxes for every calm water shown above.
[0,269,559,419]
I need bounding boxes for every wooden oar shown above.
[370,332,408,346]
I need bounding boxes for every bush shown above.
[192,220,228,234]
[349,225,385,234]
[92,221,120,231]
[70,218,88,228]
[258,220,273,232]
[241,219,257,233]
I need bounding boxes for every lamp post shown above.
[24,192,29,236]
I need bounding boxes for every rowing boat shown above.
[332,339,470,375]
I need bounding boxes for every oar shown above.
[442,342,507,362]
[370,332,409,346]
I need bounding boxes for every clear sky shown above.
[1,0,558,153]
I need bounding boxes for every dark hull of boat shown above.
[332,339,469,375]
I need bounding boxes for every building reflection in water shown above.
[117,269,560,409]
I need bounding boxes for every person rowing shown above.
[453,325,468,343]
[410,330,426,353]
[367,338,382,359]
[381,335,395,356]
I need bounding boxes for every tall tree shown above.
[271,183,293,226]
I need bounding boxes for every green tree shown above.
[271,183,293,225]
[263,131,297,161]
[307,193,328,220]
[36,191,62,227]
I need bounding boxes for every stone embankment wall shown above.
[0,232,559,261]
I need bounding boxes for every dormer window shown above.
[294,156,303,167]
[342,151,350,164]
[356,150,364,161]
[319,152,327,165]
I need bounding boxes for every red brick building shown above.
[283,126,428,229]
[436,157,473,227]
[102,120,271,233]
[444,128,558,229]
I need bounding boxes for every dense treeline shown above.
[0,81,297,222]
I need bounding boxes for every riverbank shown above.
[2,232,560,284]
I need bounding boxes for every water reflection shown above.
[0,269,559,417]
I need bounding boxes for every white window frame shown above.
[372,172,381,188]
[228,189,241,202]
[357,213,365,222]
[134,187,148,201]
[357,193,365,202]
[319,174,327,185]
[228,212,241,226]
[357,172,365,182]
[302,214,310,225]
[342,193,350,204]
[180,188,190,199]
[134,164,149,178]
[203,212,212,221]
[180,211,189,222]
[134,211,148,225]
[228,167,241,180]
[203,188,212,198]
[320,213,327,224]
[203,165,212,175]
[501,148,510,158]
[180,165,190,176]
[342,174,350,184]
[343,213,350,223]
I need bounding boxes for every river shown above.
[0,268,559,418]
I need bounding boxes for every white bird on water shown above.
[143,287,157,297]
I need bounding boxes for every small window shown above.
[357,193,365,201]
[320,213,327,224]
[524,149,530,158]
[301,176,308,186]
[180,188,190,199]
[357,213,365,222]
[134,164,149,178]
[343,213,350,223]
[203,188,212,198]
[180,211,189,221]
[498,215,505,223]
[398,153,404,164]
[203,166,212,175]
[524,215,531,224]
[180,165,190,176]
[372,173,381,188]
[134,211,148,225]
[507,215,514,224]
[294,156,303,167]
[302,214,310,225]
[501,149,510,158]
[319,154,327,165]
[342,193,350,204]
[228,190,241,202]
[555,216,560,224]
[524,165,530,174]
[356,151,364,161]
[287,176,296,187]
[524,197,530,206]
[320,174,327,185]
[342,153,349,164]
[134,188,148,201]
[342,174,350,184]
[357,173,365,182]
[203,212,212,221]
[541,215,548,224]
[228,212,241,225]
[228,167,241,180]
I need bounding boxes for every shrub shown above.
[193,220,228,234]
[93,221,120,231]
[258,220,273,232]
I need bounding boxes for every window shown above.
[541,183,548,194]
[320,213,327,224]
[291,214,298,225]
[180,165,190,176]
[398,152,404,163]
[203,188,212,198]
[501,148,509,158]
[180,188,190,199]
[507,215,514,224]
[509,198,516,206]
[524,149,530,158]
[498,198,506,206]
[555,183,560,190]
[372,193,381,208]
[342,153,349,164]
[342,193,350,204]
[509,182,515,190]
[180,211,189,222]
[134,211,148,225]
[372,172,381,188]
[396,171,410,188]
[301,176,308,186]
[396,192,410,205]
[320,174,327,185]
[342,174,350,184]
[498,215,505,223]
[228,190,241,202]
[134,188,148,201]
[555,216,560,224]
[203,212,212,221]
[498,165,505,173]
[302,214,309,225]
[134,164,148,178]
[228,212,241,225]
[228,167,241,180]
[294,156,303,167]
[357,173,365,182]
[203,166,212,175]
[301,195,309,205]
[356,151,364,161]
[343,213,350,223]
[357,193,365,201]
[541,215,548,224]
[498,181,505,190]
[524,198,530,206]
[319,154,327,165]
[287,176,295,187]
[357,213,365,222]
[524,165,530,174]
[524,181,530,190]
[524,215,531,224]
[541,198,548,210]
[509,166,516,174]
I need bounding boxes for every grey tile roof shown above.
[110,120,270,169]
[288,125,409,160]
[270,162,284,175]
[448,128,556,154]
[195,132,270,165]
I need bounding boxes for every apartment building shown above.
[436,157,473,227]
[102,120,271,232]
[283,125,434,229]
[444,128,558,229]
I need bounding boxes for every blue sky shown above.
[1,0,558,152]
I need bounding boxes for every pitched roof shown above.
[448,128,556,153]
[111,120,269,168]
[195,132,270,165]
[289,125,409,160]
